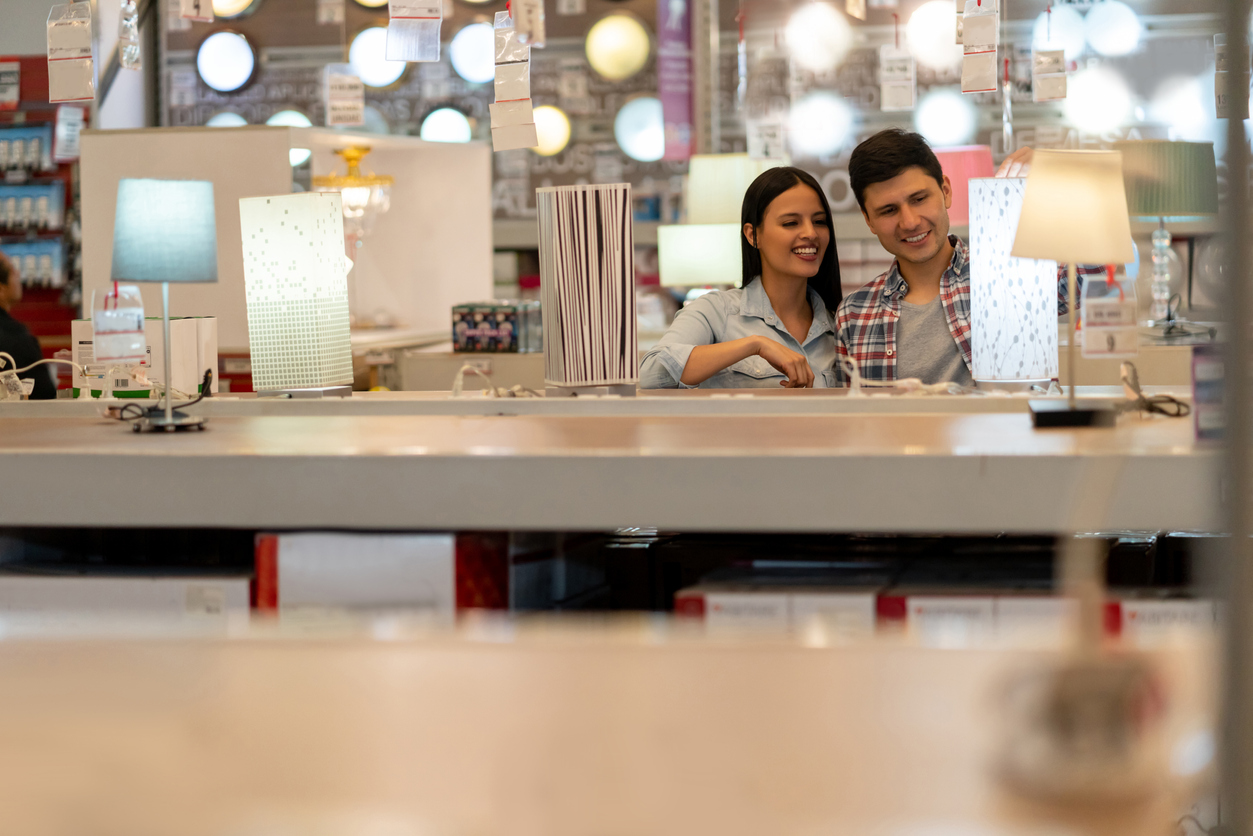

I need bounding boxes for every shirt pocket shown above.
[726,356,784,383]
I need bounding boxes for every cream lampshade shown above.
[658,224,744,288]
[1012,149,1133,425]
[686,154,784,225]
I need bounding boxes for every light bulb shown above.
[196,31,256,93]
[449,23,495,84]
[1063,65,1133,133]
[586,14,651,81]
[914,88,977,147]
[906,0,962,70]
[614,97,664,162]
[785,3,853,74]
[350,27,407,89]
[420,108,473,143]
[788,92,854,158]
[206,111,247,127]
[533,106,572,156]
[1084,1,1142,57]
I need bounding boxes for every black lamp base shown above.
[131,408,207,433]
[1029,400,1117,428]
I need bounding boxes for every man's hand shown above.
[996,146,1033,178]
[755,338,815,388]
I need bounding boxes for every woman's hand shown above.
[755,338,815,388]
[996,147,1033,178]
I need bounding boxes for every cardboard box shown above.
[71,317,206,398]
[452,301,541,353]
[0,575,249,616]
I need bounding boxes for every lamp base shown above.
[1029,400,1117,428]
[132,408,207,433]
[256,385,353,399]
[545,384,638,398]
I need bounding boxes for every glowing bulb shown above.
[1150,75,1218,143]
[449,23,495,84]
[196,31,256,93]
[914,88,977,147]
[212,0,257,17]
[785,3,853,73]
[206,111,247,127]
[420,108,473,143]
[266,110,313,166]
[351,0,388,7]
[586,15,651,81]
[614,97,664,162]
[906,0,962,70]
[341,186,372,212]
[1033,5,1086,63]
[350,27,406,89]
[788,92,854,158]
[1063,65,1133,133]
[1084,1,1142,57]
[533,106,572,156]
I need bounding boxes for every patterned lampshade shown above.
[1112,140,1219,219]
[111,179,218,283]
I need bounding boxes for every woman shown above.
[640,167,842,389]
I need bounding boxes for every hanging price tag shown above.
[960,0,998,94]
[747,120,787,160]
[323,65,364,126]
[388,0,442,61]
[46,3,96,104]
[512,0,546,47]
[53,105,85,162]
[179,0,214,23]
[317,0,345,24]
[1081,278,1138,359]
[0,61,18,111]
[879,44,915,112]
[1031,49,1066,102]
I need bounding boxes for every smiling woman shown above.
[639,167,843,390]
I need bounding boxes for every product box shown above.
[675,584,879,638]
[452,300,541,353]
[71,317,204,398]
[0,238,65,288]
[0,575,250,617]
[1192,344,1223,441]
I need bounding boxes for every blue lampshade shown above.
[110,179,219,284]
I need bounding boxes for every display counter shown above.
[0,411,1216,533]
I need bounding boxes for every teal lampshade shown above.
[110,179,219,283]
[1112,140,1218,219]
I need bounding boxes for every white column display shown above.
[239,192,353,391]
[537,184,636,390]
[968,177,1059,383]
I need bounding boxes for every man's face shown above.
[0,253,19,309]
[860,166,952,266]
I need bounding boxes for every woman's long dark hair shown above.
[740,166,842,313]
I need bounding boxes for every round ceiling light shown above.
[206,110,248,127]
[212,0,260,17]
[914,88,977,147]
[1063,65,1133,133]
[420,108,473,143]
[266,109,313,166]
[1150,75,1216,144]
[614,96,664,162]
[1032,5,1086,63]
[351,0,388,7]
[449,22,495,84]
[350,27,407,89]
[785,3,853,74]
[533,105,571,156]
[1083,0,1142,57]
[906,0,963,70]
[195,31,256,93]
[788,92,854,159]
[586,14,651,81]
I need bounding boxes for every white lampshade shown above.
[1011,150,1133,265]
[686,154,783,225]
[969,178,1058,382]
[239,192,353,391]
[658,224,743,288]
[111,179,218,284]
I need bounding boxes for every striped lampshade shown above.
[1112,140,1218,219]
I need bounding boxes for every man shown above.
[0,251,56,399]
[836,130,1099,385]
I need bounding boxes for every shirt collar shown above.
[740,277,835,335]
[880,235,968,303]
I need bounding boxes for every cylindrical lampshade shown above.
[1011,150,1134,265]
[658,224,744,288]
[1112,140,1219,218]
[934,145,994,227]
[111,179,218,283]
[687,154,784,225]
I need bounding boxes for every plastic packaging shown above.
[46,3,95,103]
[91,283,147,364]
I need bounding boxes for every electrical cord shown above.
[840,357,979,396]
[1119,361,1191,418]
[100,369,214,422]
[451,363,540,398]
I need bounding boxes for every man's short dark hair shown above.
[848,128,945,214]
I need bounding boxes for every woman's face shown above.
[744,183,830,282]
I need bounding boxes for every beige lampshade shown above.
[687,154,784,225]
[1011,150,1134,265]
[1112,140,1219,219]
[658,224,744,288]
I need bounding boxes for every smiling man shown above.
[835,129,1096,386]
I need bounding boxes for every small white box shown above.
[71,317,201,397]
[0,576,249,616]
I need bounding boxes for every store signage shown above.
[657,0,692,161]
[0,62,18,112]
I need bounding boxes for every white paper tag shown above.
[0,62,18,111]
[94,308,147,362]
[179,0,214,22]
[53,105,84,162]
[494,61,530,101]
[492,122,538,152]
[1031,49,1066,102]
[489,98,535,128]
[512,0,546,47]
[317,0,345,24]
[556,0,584,13]
[1082,284,1137,359]
[323,66,364,126]
[962,9,998,51]
[387,17,441,62]
[961,49,997,93]
[390,0,441,17]
[879,45,915,112]
[747,120,787,160]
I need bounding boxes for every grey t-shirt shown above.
[896,295,974,386]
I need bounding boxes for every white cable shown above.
[0,352,15,372]
[451,363,498,398]
[13,358,84,376]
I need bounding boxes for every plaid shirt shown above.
[835,235,1099,383]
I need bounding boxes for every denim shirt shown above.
[639,278,839,389]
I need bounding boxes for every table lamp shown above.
[1011,150,1133,427]
[934,146,994,227]
[968,177,1059,387]
[536,183,636,396]
[1112,140,1218,330]
[110,178,217,432]
[239,192,353,397]
[658,224,743,288]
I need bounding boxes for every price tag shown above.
[1031,49,1066,102]
[388,0,442,61]
[512,0,546,47]
[747,120,786,160]
[879,45,915,112]
[390,0,441,17]
[1082,281,1138,359]
[47,4,95,104]
[179,0,214,22]
[323,66,364,126]
[0,62,18,112]
[317,0,345,23]
[556,0,584,14]
[53,104,84,162]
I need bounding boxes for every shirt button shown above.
[887,349,895,356]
